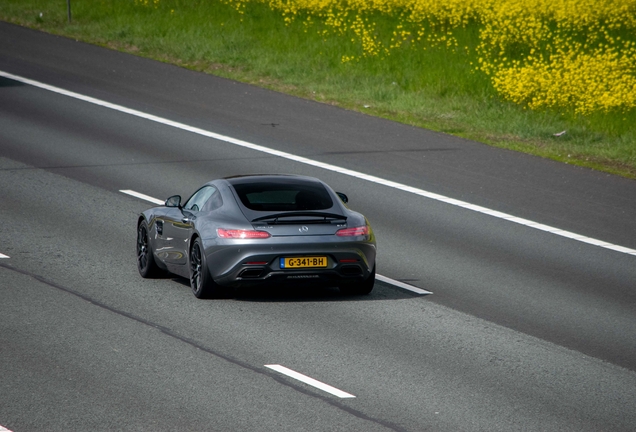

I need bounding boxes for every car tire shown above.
[340,265,375,295]
[137,220,163,278]
[190,238,223,299]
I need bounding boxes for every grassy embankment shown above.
[1,0,635,178]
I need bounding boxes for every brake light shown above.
[217,228,271,239]
[336,226,369,237]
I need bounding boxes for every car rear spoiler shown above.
[251,212,347,224]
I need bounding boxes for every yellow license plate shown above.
[281,256,328,269]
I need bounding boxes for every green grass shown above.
[1,0,635,178]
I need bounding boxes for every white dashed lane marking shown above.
[265,364,356,398]
[375,275,430,294]
[120,189,165,205]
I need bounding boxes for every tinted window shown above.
[202,188,223,211]
[232,181,333,211]
[184,186,220,212]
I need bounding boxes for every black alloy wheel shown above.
[189,238,220,299]
[137,221,161,278]
[339,265,375,295]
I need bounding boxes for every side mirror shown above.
[165,195,182,208]
[336,192,348,204]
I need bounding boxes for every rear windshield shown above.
[232,181,334,211]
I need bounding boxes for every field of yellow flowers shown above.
[222,0,636,116]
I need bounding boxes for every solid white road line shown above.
[0,253,9,259]
[0,425,14,432]
[4,70,634,257]
[265,364,356,398]
[120,189,165,205]
[119,190,432,295]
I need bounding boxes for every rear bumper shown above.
[207,240,376,288]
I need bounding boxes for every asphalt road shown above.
[1,22,636,431]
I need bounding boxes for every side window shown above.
[184,186,218,212]
[201,188,223,211]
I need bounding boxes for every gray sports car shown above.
[136,174,376,298]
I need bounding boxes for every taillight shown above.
[336,226,369,237]
[217,228,271,239]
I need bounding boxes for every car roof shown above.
[223,174,324,185]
